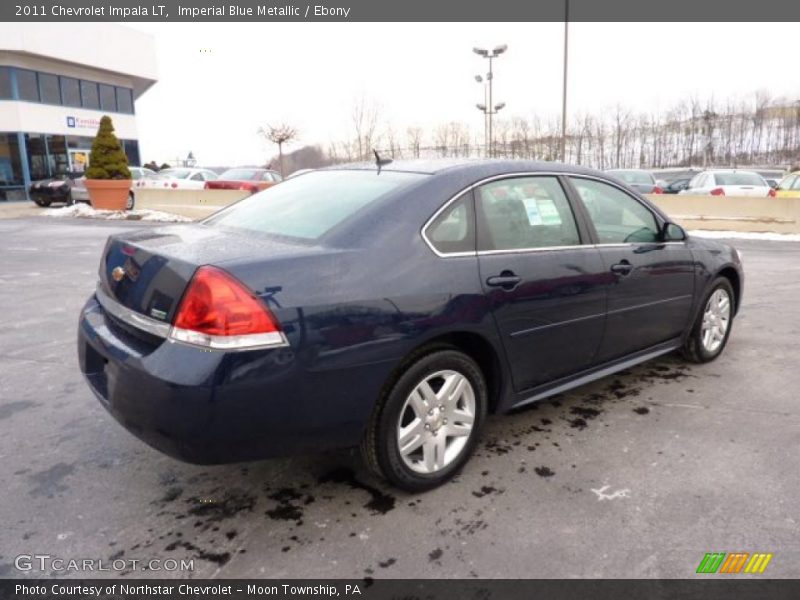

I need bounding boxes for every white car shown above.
[145,168,218,190]
[680,169,775,197]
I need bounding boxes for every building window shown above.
[0,67,11,99]
[17,69,40,102]
[38,72,61,104]
[0,134,24,186]
[25,134,49,180]
[116,87,134,114]
[80,80,99,109]
[99,83,116,111]
[60,76,81,107]
[123,140,141,167]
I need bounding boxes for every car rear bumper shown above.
[78,295,382,464]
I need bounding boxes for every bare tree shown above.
[258,123,298,176]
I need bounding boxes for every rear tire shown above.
[33,199,51,207]
[682,277,735,363]
[361,348,487,492]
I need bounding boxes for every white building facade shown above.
[0,24,157,199]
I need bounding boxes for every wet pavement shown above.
[1,217,798,579]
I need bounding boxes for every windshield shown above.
[714,172,764,186]
[219,169,261,180]
[205,170,426,240]
[156,169,191,179]
[608,170,654,184]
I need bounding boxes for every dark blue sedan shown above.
[78,159,743,491]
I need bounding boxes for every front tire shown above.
[33,198,51,207]
[361,349,487,492]
[682,277,735,363]
[126,192,135,211]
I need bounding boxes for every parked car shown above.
[605,169,663,194]
[29,172,83,207]
[680,169,775,197]
[69,166,156,210]
[78,160,743,491]
[775,172,800,197]
[662,178,692,194]
[145,167,218,190]
[755,169,785,190]
[204,168,282,194]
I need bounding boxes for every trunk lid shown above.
[98,224,318,324]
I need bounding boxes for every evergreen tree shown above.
[86,116,131,180]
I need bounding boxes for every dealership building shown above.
[0,24,157,200]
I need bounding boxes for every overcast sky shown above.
[128,22,798,166]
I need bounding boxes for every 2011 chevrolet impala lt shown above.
[78,159,743,491]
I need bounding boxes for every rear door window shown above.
[475,176,581,251]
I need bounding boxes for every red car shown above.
[204,168,283,194]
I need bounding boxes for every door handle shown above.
[486,271,522,290]
[610,260,633,276]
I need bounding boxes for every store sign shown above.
[66,116,101,131]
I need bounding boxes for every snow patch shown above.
[591,485,630,501]
[42,204,192,223]
[689,229,800,242]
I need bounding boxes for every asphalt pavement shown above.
[0,217,798,579]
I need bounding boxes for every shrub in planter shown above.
[85,116,133,210]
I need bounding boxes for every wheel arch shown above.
[716,265,741,314]
[390,331,507,415]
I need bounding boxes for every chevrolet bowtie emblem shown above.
[111,266,126,282]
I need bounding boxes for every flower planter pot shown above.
[85,179,132,210]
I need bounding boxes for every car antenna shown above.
[373,149,392,173]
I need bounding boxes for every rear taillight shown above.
[652,186,663,194]
[204,182,211,190]
[710,187,725,196]
[170,266,286,350]
[171,182,178,189]
[768,188,776,198]
[239,183,256,192]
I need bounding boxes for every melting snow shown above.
[42,203,192,223]
[689,230,800,242]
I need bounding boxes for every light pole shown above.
[474,44,507,157]
[475,75,488,153]
[560,0,569,162]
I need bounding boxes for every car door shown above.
[475,175,608,392]
[567,176,695,362]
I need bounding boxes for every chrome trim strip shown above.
[95,286,171,338]
[421,170,672,258]
[169,327,289,351]
[510,311,606,338]
[606,294,694,317]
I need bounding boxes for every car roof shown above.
[320,158,603,179]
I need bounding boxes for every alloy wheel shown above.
[397,370,476,474]
[701,288,731,353]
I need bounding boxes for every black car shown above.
[29,172,82,207]
[78,159,743,491]
[663,178,692,194]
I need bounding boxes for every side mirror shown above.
[662,221,686,242]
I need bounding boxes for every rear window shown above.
[205,170,426,240]
[714,172,764,186]
[608,170,654,185]
[156,169,191,179]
